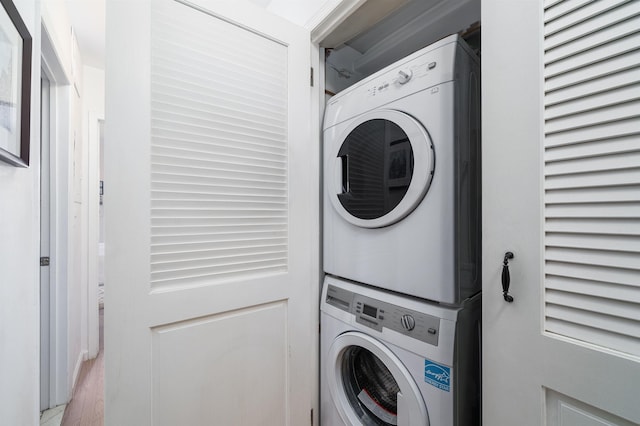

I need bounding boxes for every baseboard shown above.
[71,350,88,396]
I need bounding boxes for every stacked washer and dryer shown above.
[321,35,482,426]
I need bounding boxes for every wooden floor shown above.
[61,309,104,426]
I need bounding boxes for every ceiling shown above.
[65,0,106,70]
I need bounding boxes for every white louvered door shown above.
[483,0,640,424]
[105,1,316,425]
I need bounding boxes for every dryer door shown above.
[328,109,434,228]
[326,331,429,426]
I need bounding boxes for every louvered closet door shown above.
[104,1,315,425]
[483,0,640,425]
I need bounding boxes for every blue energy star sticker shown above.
[424,361,451,392]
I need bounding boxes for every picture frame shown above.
[0,0,32,167]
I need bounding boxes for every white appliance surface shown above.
[323,34,481,305]
[320,276,480,426]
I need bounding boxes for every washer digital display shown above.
[362,304,377,318]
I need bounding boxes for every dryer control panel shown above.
[325,284,440,346]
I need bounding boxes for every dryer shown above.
[323,35,481,305]
[320,276,481,426]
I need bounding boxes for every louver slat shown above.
[544,84,640,120]
[543,2,640,357]
[546,261,639,287]
[546,247,640,270]
[545,218,640,235]
[545,135,640,162]
[546,275,640,303]
[544,99,640,134]
[547,290,640,322]
[545,67,640,107]
[544,2,640,52]
[150,6,289,290]
[544,50,640,93]
[544,0,597,24]
[545,151,640,175]
[545,185,640,204]
[545,233,640,252]
[545,169,640,190]
[544,32,640,78]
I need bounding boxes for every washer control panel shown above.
[325,284,440,346]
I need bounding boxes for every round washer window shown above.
[337,119,414,220]
[341,346,401,425]
[326,331,429,426]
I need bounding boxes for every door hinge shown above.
[40,257,50,266]
[310,67,314,87]
[310,408,314,426]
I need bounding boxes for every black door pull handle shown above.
[502,252,514,302]
[340,155,349,193]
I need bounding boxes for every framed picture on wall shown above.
[0,0,32,167]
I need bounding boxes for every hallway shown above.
[61,309,104,426]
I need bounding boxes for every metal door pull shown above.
[502,252,514,302]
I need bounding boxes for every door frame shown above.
[86,111,103,359]
[308,0,408,46]
[41,21,73,409]
[40,68,51,413]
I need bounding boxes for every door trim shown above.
[41,21,73,409]
[40,70,52,412]
[86,111,103,359]
[310,0,409,47]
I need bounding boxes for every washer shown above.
[323,35,481,304]
[320,276,481,426]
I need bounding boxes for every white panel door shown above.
[104,1,315,424]
[483,1,640,425]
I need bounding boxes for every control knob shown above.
[396,69,412,84]
[400,314,415,331]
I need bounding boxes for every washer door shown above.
[326,331,429,426]
[328,109,434,228]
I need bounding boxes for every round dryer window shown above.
[326,332,429,426]
[329,109,434,228]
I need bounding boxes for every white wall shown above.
[0,0,41,423]
[0,1,89,420]
[83,67,105,115]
